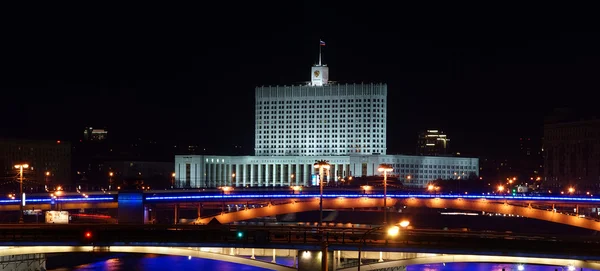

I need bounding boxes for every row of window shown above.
[256,149,384,154]
[257,144,384,149]
[257,110,384,115]
[257,139,385,143]
[258,130,385,135]
[257,103,385,109]
[257,98,385,105]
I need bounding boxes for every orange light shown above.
[85,231,92,238]
[57,140,61,144]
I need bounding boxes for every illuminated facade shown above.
[255,83,387,156]
[83,127,108,141]
[175,49,478,188]
[175,154,478,188]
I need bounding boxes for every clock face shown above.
[314,70,320,78]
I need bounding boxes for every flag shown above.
[320,40,326,46]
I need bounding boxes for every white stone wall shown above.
[175,155,479,188]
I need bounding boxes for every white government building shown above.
[175,49,478,188]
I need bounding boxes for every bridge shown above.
[2,189,600,230]
[2,224,600,271]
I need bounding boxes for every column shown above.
[272,249,276,263]
[272,164,277,187]
[250,164,255,187]
[242,164,247,187]
[225,164,233,186]
[251,248,256,259]
[258,164,263,187]
[296,163,302,186]
[280,164,285,187]
[287,164,292,186]
[236,164,242,187]
[205,164,210,188]
[305,163,311,186]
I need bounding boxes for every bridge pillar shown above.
[174,203,179,224]
[117,192,144,224]
[298,250,333,271]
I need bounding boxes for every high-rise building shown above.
[544,110,600,190]
[255,83,387,156]
[175,45,478,188]
[83,127,108,141]
[416,130,449,156]
[0,138,71,190]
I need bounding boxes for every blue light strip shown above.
[144,193,600,202]
[0,197,115,205]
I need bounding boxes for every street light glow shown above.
[399,220,410,228]
[387,225,400,236]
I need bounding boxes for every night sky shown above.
[1,3,598,158]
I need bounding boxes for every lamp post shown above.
[108,172,114,190]
[290,174,295,186]
[14,164,29,224]
[378,164,393,225]
[357,225,400,271]
[231,173,236,187]
[314,160,330,228]
[45,171,50,191]
[313,160,330,271]
[172,172,176,188]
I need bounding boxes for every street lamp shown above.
[172,172,176,188]
[290,174,295,186]
[313,160,330,271]
[108,172,114,190]
[357,224,401,271]
[14,164,29,223]
[378,164,393,225]
[313,160,330,228]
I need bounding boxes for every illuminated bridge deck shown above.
[2,189,600,205]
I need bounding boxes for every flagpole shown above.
[319,41,322,66]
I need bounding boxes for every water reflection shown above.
[48,254,272,271]
[49,255,599,271]
[408,263,597,271]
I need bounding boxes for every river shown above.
[47,254,597,271]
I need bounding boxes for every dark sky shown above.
[1,3,598,157]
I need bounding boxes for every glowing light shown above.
[517,264,524,271]
[387,225,400,236]
[399,220,410,228]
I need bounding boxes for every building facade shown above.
[175,48,478,188]
[544,119,600,189]
[416,130,449,156]
[0,139,71,188]
[255,83,387,156]
[175,154,478,188]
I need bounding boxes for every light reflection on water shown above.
[409,262,598,271]
[48,255,599,271]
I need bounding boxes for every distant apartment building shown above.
[544,117,600,189]
[416,130,450,156]
[83,127,107,141]
[0,139,71,187]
